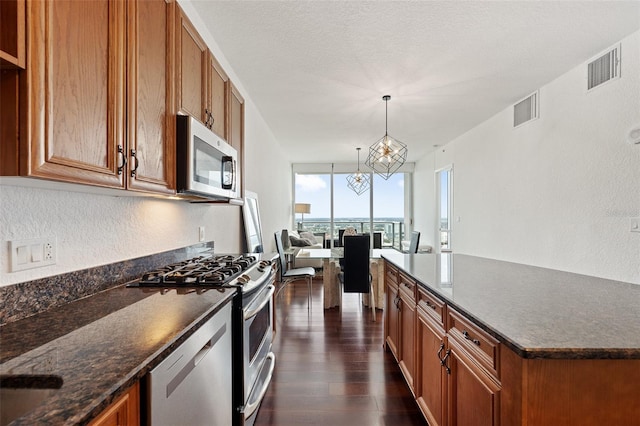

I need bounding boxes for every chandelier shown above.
[365,95,408,180]
[346,147,370,195]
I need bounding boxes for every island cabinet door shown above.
[416,312,447,426]
[398,293,416,393]
[384,281,400,360]
[447,337,501,426]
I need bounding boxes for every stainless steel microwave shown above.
[176,115,238,200]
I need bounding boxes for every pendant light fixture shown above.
[365,95,408,180]
[346,147,370,195]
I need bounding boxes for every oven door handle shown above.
[244,285,275,321]
[244,351,276,418]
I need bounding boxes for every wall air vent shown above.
[513,91,538,128]
[587,44,620,91]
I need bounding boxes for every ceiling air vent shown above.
[513,91,538,128]
[587,44,620,91]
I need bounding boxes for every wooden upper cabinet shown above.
[21,0,126,187]
[127,0,175,193]
[176,6,207,123]
[0,0,26,68]
[208,54,229,140]
[1,0,176,194]
[229,83,244,197]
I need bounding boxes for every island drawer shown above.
[398,272,416,301]
[447,307,500,379]
[417,287,445,328]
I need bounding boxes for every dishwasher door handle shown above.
[166,322,227,398]
[243,351,276,418]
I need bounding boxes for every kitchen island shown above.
[381,252,640,426]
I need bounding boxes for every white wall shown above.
[415,31,640,284]
[0,1,292,287]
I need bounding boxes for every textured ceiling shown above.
[190,1,640,163]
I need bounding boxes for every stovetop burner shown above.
[136,254,259,287]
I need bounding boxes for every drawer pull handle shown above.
[462,330,481,346]
[424,300,437,310]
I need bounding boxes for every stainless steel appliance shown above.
[148,302,233,425]
[132,252,276,426]
[176,115,238,200]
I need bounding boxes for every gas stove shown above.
[130,253,274,294]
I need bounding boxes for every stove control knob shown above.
[237,274,251,284]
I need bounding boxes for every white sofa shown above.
[289,230,325,269]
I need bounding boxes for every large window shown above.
[437,166,452,251]
[294,166,408,250]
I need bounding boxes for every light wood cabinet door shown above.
[417,313,447,426]
[23,0,126,187]
[447,338,501,426]
[229,82,244,197]
[176,6,207,123]
[89,382,140,426]
[126,0,175,193]
[384,281,400,360]
[208,53,229,140]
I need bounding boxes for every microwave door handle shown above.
[221,156,233,190]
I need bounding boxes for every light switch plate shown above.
[9,237,57,272]
[631,218,640,233]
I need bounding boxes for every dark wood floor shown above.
[255,278,426,426]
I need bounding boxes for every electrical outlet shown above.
[9,237,56,272]
[199,227,205,242]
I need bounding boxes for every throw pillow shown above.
[290,235,312,247]
[299,231,317,244]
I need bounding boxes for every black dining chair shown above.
[274,231,315,309]
[338,234,376,321]
[408,231,421,254]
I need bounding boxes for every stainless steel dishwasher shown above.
[148,301,232,425]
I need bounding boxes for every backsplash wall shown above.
[0,186,242,287]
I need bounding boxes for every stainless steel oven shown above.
[176,115,238,200]
[236,270,276,426]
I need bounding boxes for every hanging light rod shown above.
[365,95,408,180]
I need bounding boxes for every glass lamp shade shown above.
[346,170,370,195]
[365,134,408,180]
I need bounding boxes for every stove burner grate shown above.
[135,254,258,288]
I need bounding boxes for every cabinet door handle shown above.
[425,300,436,310]
[437,342,445,362]
[442,349,451,375]
[117,145,126,175]
[462,330,481,346]
[130,149,139,178]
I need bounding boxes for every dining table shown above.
[295,248,404,309]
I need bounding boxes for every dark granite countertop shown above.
[381,252,640,359]
[0,251,280,425]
